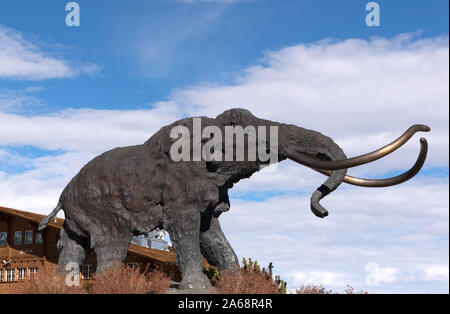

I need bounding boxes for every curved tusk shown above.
[286,124,430,170]
[314,137,428,187]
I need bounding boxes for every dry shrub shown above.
[89,262,170,294]
[212,268,281,294]
[296,284,368,294]
[343,285,368,294]
[12,267,86,294]
[296,284,333,294]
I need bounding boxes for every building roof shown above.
[0,206,64,229]
[0,206,176,264]
[128,243,176,265]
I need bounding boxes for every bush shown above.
[296,284,368,294]
[11,259,367,295]
[211,258,285,294]
[12,262,170,294]
[343,285,368,294]
[89,262,170,294]
[12,266,86,294]
[296,284,333,294]
[212,268,281,294]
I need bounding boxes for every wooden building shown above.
[0,206,181,293]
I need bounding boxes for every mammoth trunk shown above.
[283,126,348,218]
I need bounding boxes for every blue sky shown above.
[0,0,448,111]
[0,0,448,293]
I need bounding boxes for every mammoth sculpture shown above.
[38,108,429,290]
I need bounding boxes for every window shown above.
[29,267,38,276]
[35,232,43,244]
[0,232,6,246]
[25,230,33,244]
[18,268,26,281]
[81,265,93,279]
[0,269,3,282]
[127,262,138,268]
[6,269,15,282]
[14,231,22,245]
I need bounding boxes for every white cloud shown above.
[1,34,447,172]
[365,262,397,286]
[0,34,448,293]
[219,180,448,293]
[168,34,449,170]
[0,151,94,213]
[0,25,100,80]
[0,89,43,112]
[24,86,46,93]
[0,103,183,215]
[293,271,349,288]
[0,103,182,152]
[422,265,449,281]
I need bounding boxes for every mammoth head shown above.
[281,124,430,218]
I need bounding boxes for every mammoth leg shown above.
[200,213,239,271]
[57,222,90,272]
[165,205,212,290]
[94,235,131,273]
